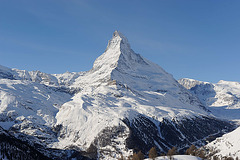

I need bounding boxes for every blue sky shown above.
[0,0,239,83]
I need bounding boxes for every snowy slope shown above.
[0,69,87,159]
[179,78,240,120]
[204,126,240,159]
[0,78,72,148]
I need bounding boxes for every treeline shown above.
[118,145,238,160]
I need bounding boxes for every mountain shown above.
[53,31,234,158]
[0,64,84,87]
[0,31,235,159]
[178,78,240,121]
[179,78,240,159]
[0,67,87,159]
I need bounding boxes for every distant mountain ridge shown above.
[0,64,84,87]
[178,78,240,120]
[0,31,236,159]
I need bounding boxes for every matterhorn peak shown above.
[112,30,126,39]
[92,31,147,73]
[105,30,130,51]
[85,31,174,91]
[112,30,122,37]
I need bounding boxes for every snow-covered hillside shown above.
[204,126,240,159]
[0,76,75,158]
[179,78,240,121]
[0,31,235,159]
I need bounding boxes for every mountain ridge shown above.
[178,78,240,120]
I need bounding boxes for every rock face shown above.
[0,31,235,159]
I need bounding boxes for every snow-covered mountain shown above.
[178,78,240,121]
[0,31,235,159]
[179,78,240,159]
[0,64,84,87]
